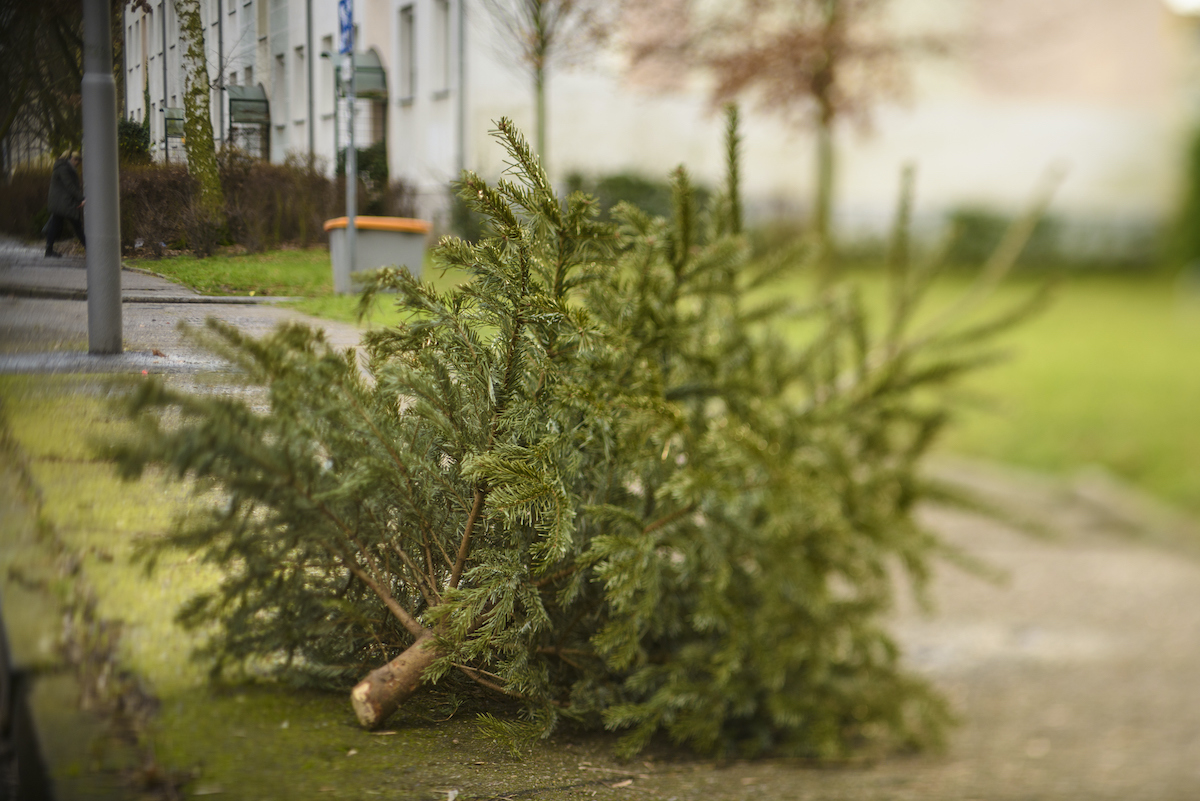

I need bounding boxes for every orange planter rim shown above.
[323,216,431,234]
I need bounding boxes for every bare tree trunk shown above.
[814,108,835,282]
[534,63,546,163]
[350,632,440,729]
[174,0,225,226]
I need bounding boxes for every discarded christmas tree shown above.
[115,113,1041,757]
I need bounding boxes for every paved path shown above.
[0,239,361,375]
[2,240,1200,799]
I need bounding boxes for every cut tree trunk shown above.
[351,632,440,729]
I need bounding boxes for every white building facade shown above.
[122,0,1200,241]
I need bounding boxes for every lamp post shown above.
[338,0,356,294]
[82,0,122,353]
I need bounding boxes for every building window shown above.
[273,54,286,122]
[432,0,450,95]
[244,66,253,87]
[320,34,334,116]
[398,4,415,102]
[293,45,306,122]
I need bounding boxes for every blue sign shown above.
[338,0,353,55]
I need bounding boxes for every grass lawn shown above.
[127,247,452,327]
[129,248,335,298]
[127,247,1200,514]
[940,271,1200,511]
[766,266,1200,513]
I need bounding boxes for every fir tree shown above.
[114,111,1042,757]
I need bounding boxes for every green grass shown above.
[766,266,1200,512]
[128,247,335,298]
[940,272,1200,511]
[129,247,459,328]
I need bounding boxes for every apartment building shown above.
[121,0,1200,238]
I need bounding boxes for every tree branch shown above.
[449,486,488,589]
[643,502,698,535]
[341,555,428,639]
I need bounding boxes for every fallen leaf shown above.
[152,348,166,357]
[347,748,358,757]
[610,779,633,788]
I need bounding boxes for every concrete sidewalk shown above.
[0,238,362,374]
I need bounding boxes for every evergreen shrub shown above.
[565,170,710,222]
[946,206,1060,268]
[115,114,1039,758]
[1172,126,1200,268]
[118,118,152,165]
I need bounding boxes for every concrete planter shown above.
[324,216,431,294]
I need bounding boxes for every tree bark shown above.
[350,632,440,729]
[174,0,225,226]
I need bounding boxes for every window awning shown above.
[338,49,388,99]
[228,84,271,125]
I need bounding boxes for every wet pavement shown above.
[0,238,360,374]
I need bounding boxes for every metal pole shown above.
[333,65,339,171]
[345,44,356,293]
[82,0,122,354]
[456,0,466,177]
[306,0,314,160]
[161,0,168,163]
[217,0,224,147]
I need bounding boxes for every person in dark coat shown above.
[45,150,86,257]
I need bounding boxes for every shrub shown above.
[118,118,152,165]
[119,164,193,256]
[566,171,711,221]
[115,115,1039,758]
[0,148,418,254]
[1172,126,1200,268]
[219,151,339,252]
[335,141,388,185]
[946,206,1061,268]
[0,168,52,239]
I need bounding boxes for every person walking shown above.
[45,150,86,257]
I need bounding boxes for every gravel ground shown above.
[4,241,1200,799]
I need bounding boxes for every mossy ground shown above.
[0,375,683,800]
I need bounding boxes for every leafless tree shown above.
[481,0,617,163]
[629,0,946,261]
[0,0,126,166]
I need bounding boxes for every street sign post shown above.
[338,0,356,292]
[338,0,353,55]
